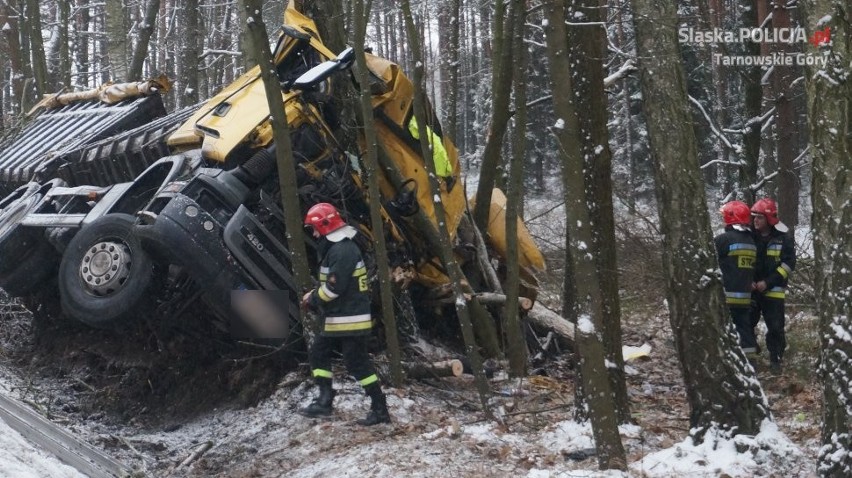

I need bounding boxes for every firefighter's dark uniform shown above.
[307,238,378,388]
[751,228,796,364]
[714,225,757,352]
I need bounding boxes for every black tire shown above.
[0,183,45,276]
[0,241,59,297]
[58,213,154,328]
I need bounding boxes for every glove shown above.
[301,290,315,310]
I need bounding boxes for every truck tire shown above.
[0,241,59,297]
[58,213,155,328]
[0,183,45,276]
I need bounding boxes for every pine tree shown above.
[799,2,852,475]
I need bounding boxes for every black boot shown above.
[357,383,391,426]
[299,378,335,417]
[769,359,783,375]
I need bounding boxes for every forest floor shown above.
[0,291,822,477]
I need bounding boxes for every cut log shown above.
[528,303,575,346]
[475,292,533,311]
[403,359,464,379]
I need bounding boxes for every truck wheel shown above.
[59,213,155,328]
[0,241,59,297]
[0,184,45,276]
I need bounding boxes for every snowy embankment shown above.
[631,420,804,477]
[0,416,86,478]
[0,378,85,478]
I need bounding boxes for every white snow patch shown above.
[577,314,595,334]
[0,416,86,478]
[632,420,803,477]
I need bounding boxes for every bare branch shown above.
[688,95,741,153]
[603,59,637,87]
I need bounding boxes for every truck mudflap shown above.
[135,193,246,323]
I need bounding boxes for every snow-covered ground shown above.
[0,415,86,478]
[0,377,85,478]
[632,420,804,477]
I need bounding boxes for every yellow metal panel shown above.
[472,188,547,273]
[168,5,332,161]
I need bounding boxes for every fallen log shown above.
[528,303,575,346]
[403,359,464,379]
[475,292,533,311]
[175,441,213,470]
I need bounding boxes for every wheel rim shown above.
[80,240,133,296]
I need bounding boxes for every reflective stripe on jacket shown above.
[312,238,372,336]
[753,228,796,301]
[714,227,756,308]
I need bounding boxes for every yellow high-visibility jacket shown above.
[407,117,452,177]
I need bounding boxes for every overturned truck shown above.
[0,7,545,348]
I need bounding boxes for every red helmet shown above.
[751,198,779,226]
[720,201,751,226]
[304,203,346,236]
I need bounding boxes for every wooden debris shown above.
[403,359,464,379]
[475,292,533,311]
[175,441,213,470]
[527,303,575,346]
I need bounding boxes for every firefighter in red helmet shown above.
[298,203,391,425]
[714,201,758,354]
[750,198,795,374]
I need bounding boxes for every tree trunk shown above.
[237,0,254,71]
[631,0,770,437]
[98,6,111,85]
[128,0,161,81]
[242,0,314,329]
[503,0,529,378]
[544,0,627,470]
[57,0,71,88]
[0,4,30,110]
[352,0,403,387]
[444,0,461,142]
[400,0,492,416]
[799,2,852,475]
[180,0,200,104]
[25,0,49,95]
[105,0,129,81]
[566,0,631,425]
[772,0,799,228]
[471,0,515,234]
[737,0,762,201]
